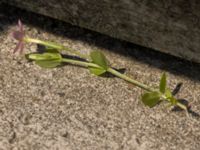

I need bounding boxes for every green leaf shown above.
[89,67,106,76]
[159,73,167,93]
[141,91,161,108]
[90,50,108,69]
[27,52,62,61]
[168,97,178,106]
[165,88,172,98]
[35,60,61,68]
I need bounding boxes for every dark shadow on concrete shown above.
[36,45,87,62]
[172,82,183,96]
[1,3,200,82]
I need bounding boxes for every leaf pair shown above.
[142,73,181,108]
[26,52,62,68]
[141,73,167,108]
[89,50,109,76]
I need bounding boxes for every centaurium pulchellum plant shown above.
[11,20,189,112]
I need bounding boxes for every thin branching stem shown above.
[61,58,99,68]
[61,57,154,92]
[61,57,187,110]
[107,68,154,92]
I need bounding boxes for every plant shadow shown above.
[37,44,87,62]
[170,83,199,118]
[172,82,183,96]
[172,99,200,119]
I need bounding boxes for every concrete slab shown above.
[0,4,200,150]
[3,0,200,63]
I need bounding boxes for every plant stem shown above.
[161,94,187,110]
[25,37,90,60]
[61,58,186,110]
[107,68,154,92]
[62,57,154,92]
[61,58,100,68]
[176,102,187,110]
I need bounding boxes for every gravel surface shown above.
[0,3,200,150]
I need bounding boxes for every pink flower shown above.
[11,19,25,53]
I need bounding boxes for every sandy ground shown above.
[0,3,200,150]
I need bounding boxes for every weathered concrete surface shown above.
[1,4,200,150]
[3,0,200,63]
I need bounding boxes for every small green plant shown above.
[12,20,188,111]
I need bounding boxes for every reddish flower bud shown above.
[11,19,25,53]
